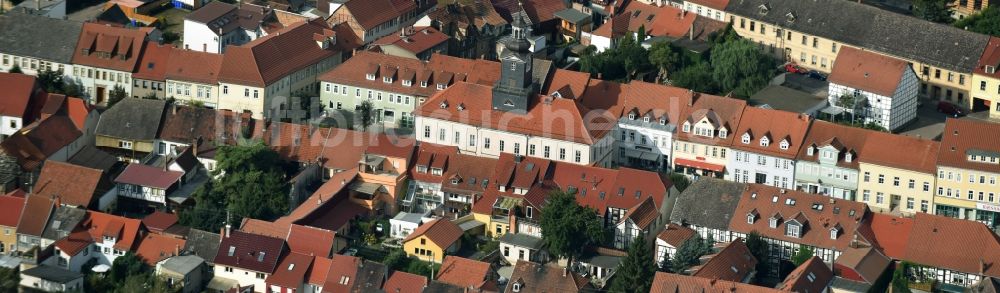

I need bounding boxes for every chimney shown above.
[35,0,39,11]
[509,212,518,234]
[191,139,199,157]
[174,244,180,256]
[562,266,567,277]
[689,24,694,41]
[317,194,323,205]
[225,223,232,238]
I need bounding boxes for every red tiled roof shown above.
[409,143,496,195]
[687,0,730,10]
[901,213,1000,278]
[617,81,691,125]
[779,256,833,293]
[219,19,340,87]
[142,211,179,233]
[339,0,421,30]
[436,256,492,290]
[285,170,358,223]
[240,218,290,239]
[72,23,149,72]
[297,200,368,232]
[83,211,143,251]
[33,161,104,208]
[505,260,589,292]
[676,93,747,145]
[365,134,416,160]
[0,195,26,228]
[413,82,615,145]
[657,223,696,247]
[730,107,811,159]
[427,2,506,29]
[674,158,724,172]
[114,164,184,189]
[266,252,314,289]
[865,213,912,259]
[16,195,55,236]
[938,118,1000,173]
[323,254,361,292]
[65,97,93,131]
[621,196,660,228]
[287,224,335,257]
[692,239,757,282]
[133,43,173,81]
[861,130,939,174]
[651,271,782,292]
[383,271,427,293]
[135,233,186,265]
[727,184,869,252]
[0,115,83,171]
[0,73,38,118]
[373,26,450,55]
[307,256,332,286]
[592,2,698,39]
[402,218,463,248]
[165,49,224,84]
[829,47,910,97]
[796,120,872,169]
[55,230,93,257]
[215,230,287,273]
[975,37,1000,78]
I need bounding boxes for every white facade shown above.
[654,237,681,266]
[20,269,84,292]
[682,1,727,21]
[218,55,340,119]
[828,68,919,131]
[615,117,675,172]
[0,53,72,77]
[213,264,269,292]
[166,79,220,108]
[182,19,263,54]
[414,116,616,167]
[319,81,421,129]
[69,65,133,105]
[0,116,23,139]
[795,144,860,200]
[728,150,796,189]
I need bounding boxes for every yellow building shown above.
[971,37,1000,119]
[725,0,990,106]
[402,219,463,263]
[672,95,747,179]
[0,194,25,253]
[935,119,1000,230]
[857,132,940,216]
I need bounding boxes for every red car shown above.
[784,63,806,74]
[937,101,966,117]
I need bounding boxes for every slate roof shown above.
[724,0,990,72]
[41,206,86,241]
[669,177,745,230]
[0,11,83,64]
[184,228,221,262]
[95,98,167,140]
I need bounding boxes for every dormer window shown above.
[779,140,789,150]
[719,128,728,138]
[416,165,427,173]
[659,118,666,125]
[366,73,376,80]
[682,122,691,132]
[383,76,393,83]
[829,228,839,239]
[845,152,853,162]
[440,101,448,109]
[807,146,814,156]
[628,113,636,120]
[402,80,412,87]
[769,217,778,228]
[786,222,801,238]
[431,168,443,175]
[451,178,459,184]
[760,137,770,147]
[758,3,769,15]
[420,81,428,87]
[513,282,522,292]
[741,133,751,144]
[747,213,756,224]
[785,11,796,22]
[437,83,447,90]
[987,65,996,74]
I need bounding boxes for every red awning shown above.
[674,158,725,172]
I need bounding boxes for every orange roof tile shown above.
[861,130,939,173]
[0,195,26,228]
[975,37,1000,78]
[84,211,144,251]
[402,218,463,248]
[0,73,38,118]
[657,223,696,247]
[16,195,55,236]
[287,224,335,257]
[33,161,104,208]
[650,271,781,293]
[436,256,493,290]
[133,43,173,81]
[72,23,149,72]
[779,256,833,292]
[938,118,1000,173]
[219,19,340,87]
[135,233,186,265]
[266,252,314,289]
[165,49,224,84]
[796,120,873,169]
[373,26,450,55]
[692,239,757,282]
[829,47,911,97]
[383,271,427,293]
[730,107,811,159]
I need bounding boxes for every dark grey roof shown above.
[0,11,83,64]
[422,281,467,293]
[829,276,871,292]
[724,0,990,72]
[158,255,205,274]
[353,261,387,292]
[578,254,621,268]
[41,206,86,241]
[748,85,827,114]
[96,98,167,140]
[669,178,745,230]
[553,8,591,24]
[184,228,221,262]
[67,145,119,173]
[499,233,544,250]
[22,265,84,283]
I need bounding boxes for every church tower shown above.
[491,2,536,114]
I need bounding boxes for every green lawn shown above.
[151,7,189,45]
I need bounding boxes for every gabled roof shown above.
[114,163,184,189]
[436,256,494,290]
[383,271,427,293]
[492,0,566,24]
[16,195,55,237]
[402,218,463,248]
[0,73,38,118]
[728,184,868,251]
[0,194,26,228]
[870,213,1000,279]
[426,2,506,29]
[33,161,105,208]
[184,228,221,262]
[689,0,730,10]
[650,271,782,292]
[730,107,811,159]
[83,211,143,251]
[592,2,699,40]
[72,23,149,72]
[219,19,340,87]
[373,26,450,55]
[657,223,696,247]
[976,37,1000,79]
[185,1,270,35]
[675,93,747,145]
[828,47,911,97]
[96,98,166,140]
[135,233,186,265]
[338,0,421,30]
[938,118,1000,173]
[779,256,833,293]
[723,0,990,73]
[214,230,287,273]
[692,239,757,282]
[834,245,890,284]
[620,196,660,228]
[322,254,361,292]
[861,130,939,174]
[669,178,744,230]
[133,43,174,81]
[164,49,224,84]
[266,252,313,289]
[0,11,84,64]
[287,224,335,257]
[795,120,872,169]
[142,211,179,234]
[504,261,589,292]
[0,115,82,171]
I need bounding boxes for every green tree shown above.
[954,6,1000,36]
[671,234,707,273]
[835,94,861,124]
[791,246,815,266]
[107,85,128,108]
[658,253,673,272]
[648,41,681,82]
[668,173,690,193]
[36,69,66,93]
[608,237,656,293]
[0,267,18,292]
[913,0,953,23]
[539,189,606,266]
[891,262,913,293]
[110,252,146,283]
[8,65,21,74]
[357,100,374,131]
[710,39,776,98]
[383,249,409,271]
[745,231,771,282]
[670,62,717,94]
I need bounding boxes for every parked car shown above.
[937,101,966,117]
[784,63,806,74]
[806,70,827,81]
